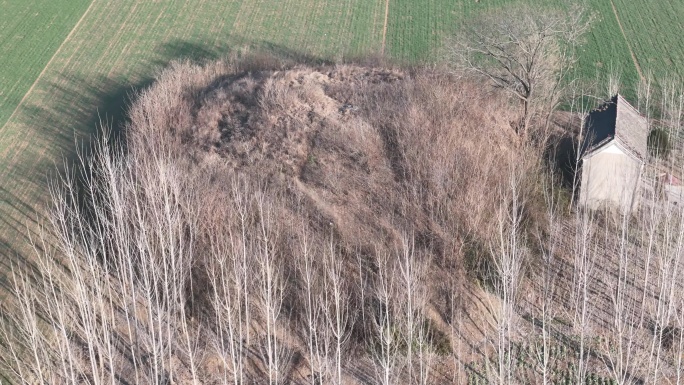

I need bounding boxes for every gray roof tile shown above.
[584,94,648,160]
[614,94,648,159]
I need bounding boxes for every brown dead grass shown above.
[7,52,682,384]
[110,55,542,383]
[129,56,531,374]
[129,58,529,258]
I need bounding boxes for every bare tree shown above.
[297,227,329,385]
[231,177,255,348]
[372,252,401,385]
[0,130,204,384]
[645,209,683,384]
[568,93,592,209]
[599,214,641,385]
[675,295,684,385]
[448,3,592,138]
[486,163,526,385]
[321,232,354,385]
[532,173,563,385]
[254,192,290,385]
[396,233,429,384]
[606,67,622,98]
[208,213,251,385]
[571,208,598,385]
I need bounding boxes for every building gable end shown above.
[582,137,642,163]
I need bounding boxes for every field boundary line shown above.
[381,0,390,55]
[0,0,97,134]
[609,0,645,82]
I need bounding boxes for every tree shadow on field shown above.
[41,38,333,158]
[0,35,351,381]
[158,38,336,69]
[0,37,341,293]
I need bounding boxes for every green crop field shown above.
[0,0,389,286]
[0,0,92,130]
[612,0,684,84]
[0,0,683,292]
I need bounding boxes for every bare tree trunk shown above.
[572,209,597,385]
[676,296,684,385]
[254,193,288,385]
[488,164,526,385]
[644,206,683,384]
[600,214,640,385]
[232,178,254,349]
[297,228,326,385]
[0,131,205,384]
[397,233,428,384]
[208,217,250,385]
[416,317,435,385]
[372,252,400,385]
[535,174,562,385]
[321,232,353,385]
[569,97,590,210]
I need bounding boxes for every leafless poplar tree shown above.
[395,233,432,384]
[254,193,290,385]
[606,69,622,98]
[486,164,526,385]
[675,295,684,385]
[372,252,401,385]
[599,214,641,385]
[297,228,329,385]
[533,174,563,385]
[568,95,591,209]
[644,207,684,384]
[321,233,354,385]
[208,213,251,385]
[231,177,255,348]
[0,130,203,384]
[571,208,598,385]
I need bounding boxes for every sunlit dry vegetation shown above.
[0,52,545,383]
[3,2,684,384]
[2,42,683,383]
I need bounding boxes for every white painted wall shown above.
[580,142,642,211]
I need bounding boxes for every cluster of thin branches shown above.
[3,50,684,385]
[448,3,593,141]
[0,130,439,384]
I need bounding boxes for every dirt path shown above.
[0,0,96,134]
[609,0,645,82]
[381,0,390,55]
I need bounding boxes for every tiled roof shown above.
[614,94,648,159]
[583,94,648,160]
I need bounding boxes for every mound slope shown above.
[111,60,535,381]
[130,61,526,261]
[4,59,545,384]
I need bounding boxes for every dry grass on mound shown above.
[1,55,550,384]
[129,58,535,266]
[6,54,684,385]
